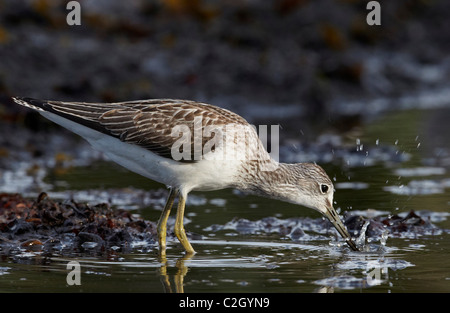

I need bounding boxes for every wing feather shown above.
[12,97,253,162]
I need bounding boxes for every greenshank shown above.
[12,97,359,254]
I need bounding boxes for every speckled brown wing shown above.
[98,100,251,161]
[13,98,251,162]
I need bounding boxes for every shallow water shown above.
[0,108,449,292]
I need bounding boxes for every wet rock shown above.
[77,232,105,249]
[344,215,366,234]
[106,229,133,248]
[378,210,438,237]
[288,226,306,241]
[7,218,35,236]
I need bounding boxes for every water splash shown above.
[356,221,370,250]
[379,230,388,246]
[356,138,364,152]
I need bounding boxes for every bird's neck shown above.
[237,161,296,200]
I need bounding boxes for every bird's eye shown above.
[320,184,329,194]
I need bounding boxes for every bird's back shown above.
[12,97,255,162]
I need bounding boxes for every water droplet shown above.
[356,138,363,152]
[380,230,389,246]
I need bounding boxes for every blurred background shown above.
[0,0,449,126]
[0,0,450,293]
[1,0,450,203]
[0,0,449,197]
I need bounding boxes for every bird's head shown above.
[268,163,359,251]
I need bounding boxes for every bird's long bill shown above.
[324,206,359,251]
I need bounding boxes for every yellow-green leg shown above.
[174,195,195,255]
[157,188,178,256]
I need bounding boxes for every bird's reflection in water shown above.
[159,254,192,293]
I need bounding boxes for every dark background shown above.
[0,0,449,134]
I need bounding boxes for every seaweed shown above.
[0,192,158,258]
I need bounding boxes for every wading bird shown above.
[12,97,358,254]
